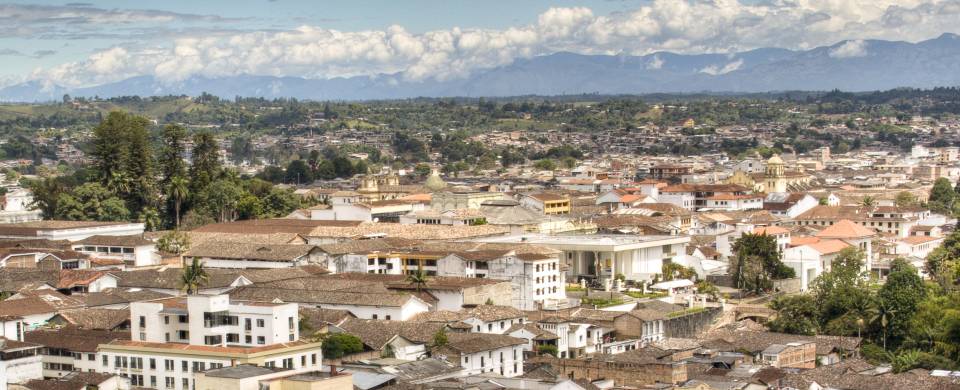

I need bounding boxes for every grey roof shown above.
[345,369,396,390]
[203,364,291,379]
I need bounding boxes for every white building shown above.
[432,333,525,377]
[99,295,322,390]
[0,188,41,224]
[0,221,145,242]
[72,235,159,268]
[476,235,690,285]
[0,338,42,390]
[783,240,851,292]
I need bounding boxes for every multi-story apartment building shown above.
[97,295,322,390]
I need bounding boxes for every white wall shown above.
[458,345,524,377]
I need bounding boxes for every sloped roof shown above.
[806,240,850,255]
[815,219,876,239]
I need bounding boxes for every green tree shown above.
[811,248,872,329]
[731,233,793,293]
[877,259,926,349]
[194,179,244,222]
[767,295,819,335]
[261,188,301,218]
[157,230,190,254]
[533,159,557,171]
[236,194,264,220]
[413,163,432,177]
[54,183,129,221]
[406,268,430,293]
[160,124,188,184]
[180,257,209,295]
[432,329,448,347]
[285,159,312,184]
[895,191,919,208]
[860,195,876,207]
[321,333,364,359]
[189,131,221,195]
[929,178,956,215]
[167,176,189,228]
[868,300,898,350]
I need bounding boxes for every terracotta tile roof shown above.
[51,308,130,330]
[228,286,418,307]
[806,239,851,255]
[781,358,960,390]
[436,332,525,354]
[25,328,128,352]
[184,242,318,262]
[191,219,362,235]
[815,219,877,239]
[0,337,41,352]
[899,236,942,245]
[753,226,789,235]
[790,236,820,246]
[19,372,116,390]
[298,307,355,330]
[337,318,447,349]
[76,235,153,247]
[306,223,510,240]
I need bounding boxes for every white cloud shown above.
[699,58,744,75]
[829,40,869,58]
[24,0,960,87]
[646,54,664,70]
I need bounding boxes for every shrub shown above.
[321,333,364,359]
[538,344,558,357]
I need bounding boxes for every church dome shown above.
[767,154,784,165]
[424,171,447,191]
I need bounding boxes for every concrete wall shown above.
[664,307,721,339]
[530,356,685,386]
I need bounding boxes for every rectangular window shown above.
[102,355,108,367]
[165,377,174,389]
[150,376,157,388]
[226,333,239,343]
[288,317,295,330]
[256,319,265,328]
[178,315,188,323]
[165,359,174,371]
[257,336,265,345]
[139,316,146,328]
[150,358,156,370]
[182,360,188,372]
[245,318,252,331]
[245,335,252,344]
[182,378,189,390]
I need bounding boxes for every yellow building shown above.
[195,365,353,390]
[726,154,813,193]
[520,193,571,215]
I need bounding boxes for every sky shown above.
[1,0,959,88]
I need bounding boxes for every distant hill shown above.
[4,34,960,102]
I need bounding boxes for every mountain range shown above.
[4,33,960,102]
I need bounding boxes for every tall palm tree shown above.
[868,302,897,350]
[167,176,189,228]
[406,268,430,294]
[860,196,876,208]
[180,258,209,295]
[107,170,131,196]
